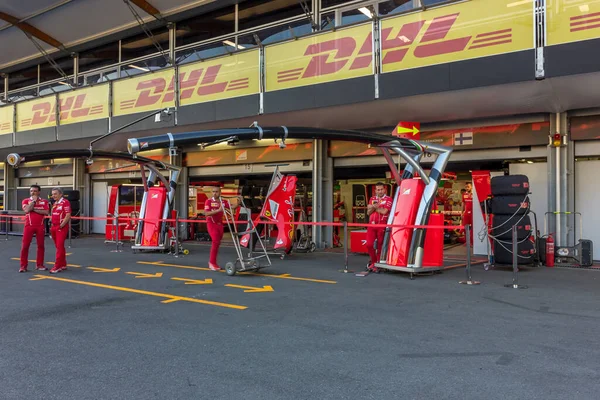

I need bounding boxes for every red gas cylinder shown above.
[545,234,555,267]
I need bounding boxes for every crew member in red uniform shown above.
[366,182,393,271]
[49,187,71,274]
[19,185,50,273]
[462,182,474,243]
[204,187,240,271]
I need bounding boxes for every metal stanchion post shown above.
[339,221,353,273]
[68,219,72,249]
[460,225,480,285]
[111,214,122,253]
[174,214,180,258]
[505,224,527,289]
[5,215,8,241]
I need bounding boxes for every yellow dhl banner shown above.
[265,23,373,92]
[381,0,534,73]
[0,105,14,135]
[547,0,600,46]
[113,69,176,116]
[17,96,57,132]
[59,84,109,125]
[179,50,260,106]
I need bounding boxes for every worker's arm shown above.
[60,213,71,229]
[22,199,35,213]
[33,200,49,216]
[367,199,377,216]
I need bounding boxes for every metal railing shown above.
[2,0,506,105]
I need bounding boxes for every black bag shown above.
[491,175,529,196]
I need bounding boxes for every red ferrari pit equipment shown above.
[130,166,181,253]
[239,167,298,259]
[127,125,453,277]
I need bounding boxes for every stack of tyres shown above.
[490,175,534,265]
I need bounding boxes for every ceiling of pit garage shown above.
[0,0,239,71]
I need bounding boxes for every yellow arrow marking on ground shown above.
[171,277,213,285]
[137,261,336,284]
[87,267,120,273]
[225,284,274,293]
[12,258,81,268]
[28,275,246,310]
[126,271,163,278]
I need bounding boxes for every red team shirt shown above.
[368,195,393,226]
[22,198,49,227]
[204,198,230,225]
[462,192,473,213]
[51,198,71,226]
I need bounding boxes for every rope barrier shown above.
[0,213,464,231]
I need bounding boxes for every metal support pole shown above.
[174,213,180,258]
[339,221,353,273]
[512,225,518,286]
[460,225,480,285]
[4,215,8,240]
[505,224,527,289]
[111,214,122,253]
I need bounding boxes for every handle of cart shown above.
[221,196,272,276]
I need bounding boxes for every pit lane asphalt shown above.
[1,236,600,400]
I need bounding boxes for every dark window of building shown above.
[339,5,375,26]
[238,19,314,48]
[119,186,135,206]
[135,186,144,206]
[320,11,336,30]
[176,6,236,47]
[238,0,307,32]
[378,0,414,16]
[7,65,38,91]
[7,88,37,103]
[122,54,171,77]
[321,0,355,9]
[175,38,234,64]
[422,0,449,5]
[79,41,119,73]
[39,56,74,83]
[121,27,170,61]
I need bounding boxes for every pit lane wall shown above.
[0,0,599,147]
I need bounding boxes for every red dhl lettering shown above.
[23,94,105,126]
[276,13,513,83]
[31,102,56,125]
[123,65,250,110]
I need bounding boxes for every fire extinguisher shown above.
[545,234,555,267]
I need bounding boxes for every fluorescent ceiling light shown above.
[128,64,150,72]
[57,81,71,86]
[358,7,372,18]
[223,40,245,50]
[526,160,534,164]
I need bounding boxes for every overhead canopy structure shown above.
[127,126,426,153]
[6,149,176,171]
[0,0,227,71]
[127,125,453,272]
